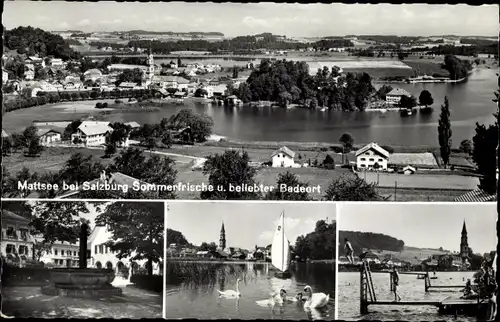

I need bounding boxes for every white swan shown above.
[217,278,241,298]
[303,285,330,309]
[279,289,301,303]
[255,292,283,307]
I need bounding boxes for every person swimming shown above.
[344,238,354,264]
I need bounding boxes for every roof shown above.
[124,121,141,128]
[119,82,138,87]
[454,189,497,202]
[386,88,411,97]
[355,142,390,158]
[2,129,9,137]
[271,146,296,159]
[84,68,102,75]
[77,121,113,136]
[151,75,190,84]
[107,64,147,70]
[2,209,30,223]
[40,129,61,137]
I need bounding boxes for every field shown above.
[344,67,413,78]
[364,247,451,265]
[403,60,450,77]
[376,187,464,202]
[358,172,479,190]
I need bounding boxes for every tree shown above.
[438,96,452,168]
[59,153,105,184]
[177,57,182,67]
[105,143,117,157]
[294,220,336,260]
[399,95,417,110]
[419,90,434,108]
[265,171,311,201]
[33,239,53,261]
[62,120,82,140]
[201,150,259,200]
[232,66,239,79]
[324,175,385,201]
[458,139,473,154]
[23,125,39,145]
[339,132,354,164]
[167,109,213,142]
[166,228,189,247]
[472,122,498,194]
[2,137,13,156]
[2,167,40,198]
[97,202,164,276]
[199,242,217,252]
[194,88,208,98]
[26,138,45,157]
[115,68,144,86]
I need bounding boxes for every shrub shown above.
[115,99,123,104]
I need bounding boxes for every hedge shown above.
[1,266,52,286]
[3,89,157,113]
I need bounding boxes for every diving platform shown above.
[359,261,491,319]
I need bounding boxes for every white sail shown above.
[271,212,290,272]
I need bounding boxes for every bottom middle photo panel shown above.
[165,201,337,320]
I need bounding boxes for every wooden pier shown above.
[359,261,491,318]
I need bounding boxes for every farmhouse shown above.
[1,210,34,265]
[385,88,411,105]
[355,142,390,170]
[71,121,113,146]
[39,130,62,146]
[271,146,296,168]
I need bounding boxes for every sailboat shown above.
[271,212,292,279]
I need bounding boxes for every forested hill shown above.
[338,230,405,255]
[4,26,81,60]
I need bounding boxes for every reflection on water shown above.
[338,271,475,321]
[165,261,335,320]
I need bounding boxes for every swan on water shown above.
[279,289,303,303]
[255,292,283,307]
[303,285,330,309]
[217,278,241,298]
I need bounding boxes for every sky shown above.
[3,2,498,37]
[167,201,337,250]
[338,203,496,254]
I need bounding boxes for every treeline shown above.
[4,26,82,60]
[294,220,336,260]
[441,55,473,80]
[228,59,374,111]
[2,89,159,114]
[338,231,405,255]
[124,30,225,36]
[412,44,498,56]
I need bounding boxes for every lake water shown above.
[165,261,335,320]
[338,271,475,321]
[3,67,496,147]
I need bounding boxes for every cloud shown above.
[258,217,318,246]
[77,19,91,26]
[242,16,269,28]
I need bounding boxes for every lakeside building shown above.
[355,142,389,170]
[37,237,80,268]
[271,146,296,168]
[39,129,62,146]
[385,88,412,105]
[151,75,190,90]
[83,68,103,81]
[71,121,113,146]
[1,210,34,265]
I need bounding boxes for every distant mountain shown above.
[51,30,83,34]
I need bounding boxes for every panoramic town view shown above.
[1,200,164,318]
[1,2,499,202]
[166,201,336,320]
[337,203,497,321]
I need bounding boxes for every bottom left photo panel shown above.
[0,200,165,319]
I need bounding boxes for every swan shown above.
[255,292,283,307]
[217,278,241,298]
[279,289,302,303]
[303,285,330,309]
[0,312,14,319]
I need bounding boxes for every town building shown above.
[219,222,226,250]
[71,121,113,146]
[83,68,103,81]
[50,58,64,66]
[271,146,296,168]
[459,220,471,268]
[151,75,190,90]
[39,129,62,146]
[1,210,34,264]
[87,224,161,275]
[37,238,80,268]
[355,142,390,170]
[385,88,412,105]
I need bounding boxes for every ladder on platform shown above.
[360,260,377,314]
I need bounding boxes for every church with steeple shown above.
[141,42,155,87]
[459,220,471,267]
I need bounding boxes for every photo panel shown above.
[1,2,498,203]
[165,201,337,320]
[1,199,165,319]
[336,202,497,321]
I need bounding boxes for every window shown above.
[360,164,366,167]
[19,245,28,255]
[61,250,65,256]
[95,245,98,254]
[360,158,366,161]
[369,158,374,162]
[6,244,15,254]
[6,227,15,238]
[20,229,29,240]
[378,159,383,162]
[99,245,104,254]
[54,249,58,256]
[74,251,77,256]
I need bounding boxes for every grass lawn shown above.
[358,172,479,190]
[376,187,465,202]
[403,60,450,77]
[1,285,162,319]
[2,147,111,175]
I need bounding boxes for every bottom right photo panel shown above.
[337,202,497,321]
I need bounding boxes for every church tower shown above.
[460,220,469,260]
[219,222,226,250]
[145,41,155,85]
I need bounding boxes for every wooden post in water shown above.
[424,272,430,292]
[389,271,394,291]
[360,264,368,314]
